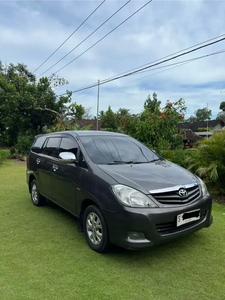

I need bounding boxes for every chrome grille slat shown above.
[154,195,187,200]
[151,184,201,205]
[188,187,199,196]
[188,190,200,201]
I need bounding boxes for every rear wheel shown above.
[30,180,45,206]
[83,205,110,253]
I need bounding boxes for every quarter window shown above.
[32,136,46,154]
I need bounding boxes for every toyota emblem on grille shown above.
[178,188,187,197]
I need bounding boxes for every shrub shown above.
[160,149,195,169]
[10,135,33,158]
[0,149,10,165]
[119,98,186,151]
[186,132,225,194]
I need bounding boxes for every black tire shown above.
[83,205,110,253]
[30,179,45,206]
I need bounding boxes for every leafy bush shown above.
[116,98,186,151]
[0,149,10,165]
[160,149,195,169]
[186,132,225,194]
[10,135,33,158]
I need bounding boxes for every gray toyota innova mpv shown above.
[26,131,213,252]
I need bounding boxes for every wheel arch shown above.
[78,199,99,232]
[28,174,36,193]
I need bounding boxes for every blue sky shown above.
[1,0,225,118]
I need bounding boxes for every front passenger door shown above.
[51,137,79,214]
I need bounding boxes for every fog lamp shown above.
[128,232,145,240]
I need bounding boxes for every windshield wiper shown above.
[107,158,164,165]
[107,160,139,165]
[107,160,149,165]
[148,158,163,163]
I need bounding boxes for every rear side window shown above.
[43,137,61,158]
[59,138,79,157]
[32,136,46,154]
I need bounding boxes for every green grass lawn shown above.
[0,161,225,300]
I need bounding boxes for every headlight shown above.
[111,185,158,208]
[197,177,208,197]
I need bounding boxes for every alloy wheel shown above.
[86,212,103,245]
[31,183,39,205]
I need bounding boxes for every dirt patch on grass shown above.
[14,160,26,166]
[7,158,27,166]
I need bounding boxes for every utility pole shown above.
[96,79,100,131]
[207,103,209,138]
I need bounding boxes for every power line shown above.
[58,35,225,96]
[68,61,192,96]
[103,33,225,81]
[112,49,224,88]
[116,61,195,88]
[34,0,106,73]
[100,37,225,84]
[58,48,225,96]
[44,0,153,76]
[128,48,225,76]
[38,0,132,77]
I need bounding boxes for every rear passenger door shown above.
[29,136,47,193]
[51,137,79,214]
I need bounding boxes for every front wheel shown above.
[83,205,110,253]
[30,180,45,206]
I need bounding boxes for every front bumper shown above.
[103,193,213,249]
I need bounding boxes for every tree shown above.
[0,61,71,145]
[116,108,130,117]
[144,92,161,113]
[120,98,186,150]
[188,107,212,122]
[83,107,93,119]
[100,106,118,131]
[217,101,225,122]
[219,101,225,111]
[69,102,86,119]
[188,116,197,123]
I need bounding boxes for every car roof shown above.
[35,130,128,138]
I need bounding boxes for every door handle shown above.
[52,164,58,171]
[36,158,41,165]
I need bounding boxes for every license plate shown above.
[177,209,200,227]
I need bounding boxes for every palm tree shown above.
[187,131,225,193]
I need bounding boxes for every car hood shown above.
[97,160,198,194]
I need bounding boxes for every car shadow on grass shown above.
[43,199,206,260]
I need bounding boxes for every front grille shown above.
[151,184,200,205]
[156,210,207,235]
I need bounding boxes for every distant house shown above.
[178,120,224,137]
[75,119,101,130]
[178,120,225,147]
[182,129,202,148]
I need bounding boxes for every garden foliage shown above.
[0,149,10,165]
[186,131,225,194]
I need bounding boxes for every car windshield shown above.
[80,136,160,165]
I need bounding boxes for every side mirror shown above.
[59,152,77,163]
